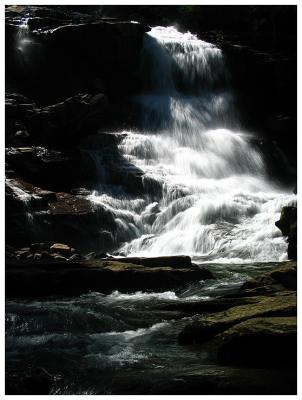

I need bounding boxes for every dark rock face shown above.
[6,92,109,147]
[6,367,54,395]
[5,88,148,251]
[5,5,149,104]
[26,93,109,144]
[6,147,82,191]
[275,206,297,260]
[5,178,118,251]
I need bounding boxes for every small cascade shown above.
[5,178,39,223]
[90,26,296,262]
[15,17,40,69]
[16,18,31,57]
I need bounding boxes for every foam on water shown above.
[106,290,209,302]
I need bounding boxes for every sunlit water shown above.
[89,26,296,262]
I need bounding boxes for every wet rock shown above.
[50,243,73,256]
[275,206,296,236]
[40,251,53,260]
[70,188,91,196]
[5,259,214,297]
[33,253,41,261]
[83,252,96,261]
[30,243,49,253]
[110,255,194,269]
[54,255,68,262]
[157,297,259,315]
[27,93,108,144]
[15,250,30,259]
[6,177,118,252]
[275,206,297,260]
[178,292,296,344]
[6,147,82,191]
[241,261,297,293]
[6,7,149,104]
[6,179,56,204]
[135,365,296,395]
[79,131,126,150]
[5,93,36,146]
[36,190,57,202]
[6,366,54,395]
[68,253,82,262]
[216,316,297,367]
[5,245,16,259]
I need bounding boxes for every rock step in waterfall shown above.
[90,26,296,262]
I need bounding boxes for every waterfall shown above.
[90,26,296,263]
[16,18,31,54]
[15,17,40,69]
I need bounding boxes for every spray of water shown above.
[90,26,295,262]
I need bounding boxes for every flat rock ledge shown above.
[178,261,297,371]
[5,256,214,297]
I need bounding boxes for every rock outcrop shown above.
[275,206,297,260]
[5,6,149,104]
[5,256,214,297]
[216,316,297,366]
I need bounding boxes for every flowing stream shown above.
[6,25,296,394]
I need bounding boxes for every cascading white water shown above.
[16,18,31,53]
[90,26,296,262]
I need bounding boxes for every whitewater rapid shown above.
[90,26,296,262]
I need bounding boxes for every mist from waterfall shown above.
[90,26,296,263]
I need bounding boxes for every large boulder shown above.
[240,261,297,294]
[178,291,296,344]
[216,316,297,366]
